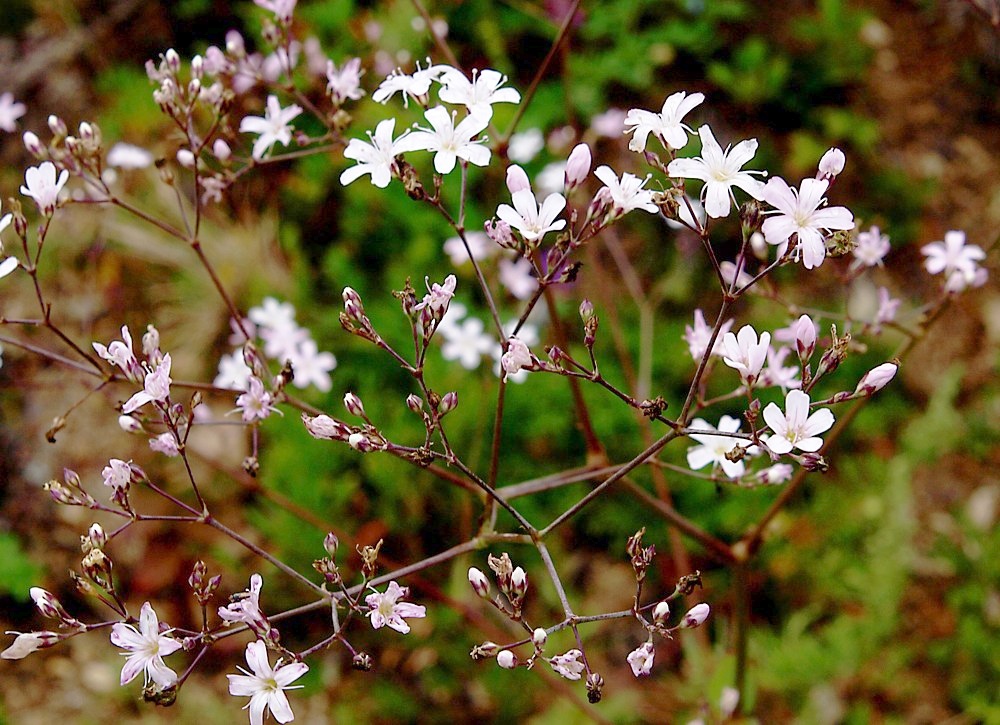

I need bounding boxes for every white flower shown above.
[496,189,566,242]
[149,431,181,457]
[372,60,448,106]
[500,337,533,380]
[760,177,854,270]
[228,640,308,725]
[122,353,172,413]
[443,231,494,266]
[686,415,747,479]
[106,143,154,169]
[0,92,27,132]
[326,58,365,104]
[102,458,133,490]
[110,602,182,688]
[240,95,303,160]
[498,257,537,300]
[414,274,457,313]
[757,463,794,485]
[816,147,845,180]
[93,325,141,381]
[548,649,586,680]
[365,581,426,634]
[287,339,336,392]
[508,128,544,163]
[667,125,765,218]
[762,389,835,455]
[219,574,267,630]
[851,225,890,269]
[441,316,493,370]
[21,161,69,215]
[874,286,900,327]
[624,90,704,151]
[721,325,770,385]
[921,230,987,292]
[627,642,655,677]
[399,105,490,174]
[215,350,253,390]
[237,376,277,423]
[438,68,520,121]
[340,118,414,188]
[593,165,657,215]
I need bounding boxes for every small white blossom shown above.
[667,125,765,219]
[627,642,655,677]
[107,143,154,169]
[253,0,296,22]
[500,337,533,381]
[0,92,27,132]
[365,581,426,634]
[287,339,336,392]
[372,60,448,106]
[122,353,172,413]
[110,602,182,688]
[496,189,566,242]
[219,574,267,631]
[921,230,987,292]
[721,325,770,385]
[624,90,704,151]
[760,176,854,270]
[401,105,491,174]
[438,67,521,121]
[21,161,69,215]
[508,128,544,163]
[237,376,277,423]
[340,118,413,188]
[548,649,586,680]
[326,58,365,104]
[686,415,747,479]
[498,257,537,300]
[851,224,890,269]
[228,640,308,725]
[102,458,133,490]
[762,389,835,455]
[817,147,845,180]
[594,165,657,215]
[239,95,303,160]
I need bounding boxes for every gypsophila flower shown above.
[921,230,987,292]
[855,362,897,395]
[122,353,172,413]
[288,339,336,392]
[721,325,770,385]
[444,231,494,266]
[240,95,303,160]
[548,649,586,681]
[759,346,801,392]
[365,581,426,634]
[0,256,17,280]
[372,60,447,106]
[686,416,747,479]
[2,631,59,660]
[763,389,835,454]
[228,640,308,725]
[874,286,900,328]
[624,90,704,151]
[110,602,182,688]
[219,574,267,631]
[761,177,854,270]
[441,316,493,369]
[340,118,413,188]
[93,325,141,381]
[438,67,521,121]
[102,458,133,490]
[627,642,655,677]
[326,58,365,104]
[508,128,544,163]
[106,143,154,169]
[851,225,891,269]
[498,257,537,299]
[237,376,277,423]
[399,106,491,174]
[496,189,566,242]
[0,92,26,132]
[149,431,181,457]
[594,165,657,215]
[21,161,69,216]
[757,463,794,485]
[667,125,765,219]
[500,337,533,381]
[817,147,845,180]
[683,310,732,362]
[215,351,254,390]
[414,274,457,313]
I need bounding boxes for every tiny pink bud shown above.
[87,523,107,550]
[564,143,592,189]
[682,603,710,628]
[118,415,143,433]
[47,115,67,137]
[176,149,196,168]
[652,601,671,626]
[793,314,816,362]
[496,650,517,669]
[817,147,845,180]
[343,392,365,417]
[855,362,897,396]
[23,131,44,157]
[468,567,490,598]
[323,532,339,557]
[406,394,424,414]
[165,48,181,72]
[78,122,94,142]
[439,391,458,414]
[505,165,530,195]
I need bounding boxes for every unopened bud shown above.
[579,299,594,321]
[23,131,44,158]
[78,122,94,142]
[191,54,204,78]
[586,672,605,703]
[817,147,845,181]
[855,362,897,396]
[48,115,67,137]
[532,628,548,648]
[343,392,365,417]
[564,143,592,190]
[176,149,196,168]
[118,415,143,433]
[484,219,515,249]
[510,567,528,600]
[470,641,499,660]
[652,601,671,626]
[682,602,710,628]
[496,650,517,669]
[82,548,114,590]
[30,588,71,622]
[798,452,829,472]
[213,139,231,161]
[83,523,107,552]
[188,560,207,590]
[439,391,458,415]
[405,394,424,414]
[323,532,339,557]
[165,48,181,73]
[505,165,530,195]
[468,567,490,599]
[793,314,816,362]
[750,231,768,260]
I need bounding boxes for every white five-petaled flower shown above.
[921,230,987,292]
[122,353,172,413]
[496,189,566,242]
[228,639,308,725]
[627,641,655,677]
[287,339,336,392]
[219,574,268,631]
[438,68,521,121]
[400,105,490,174]
[372,60,448,107]
[237,376,277,423]
[326,58,365,104]
[0,92,27,132]
[548,649,586,681]
[721,325,770,385]
[624,90,704,152]
[440,316,494,370]
[239,95,303,160]
[760,176,854,270]
[762,389,835,455]
[686,415,747,479]
[667,125,765,219]
[851,225,891,269]
[340,118,413,188]
[365,581,426,634]
[110,602,182,688]
[21,161,69,216]
[683,309,733,362]
[593,165,657,215]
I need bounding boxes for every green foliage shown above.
[0,533,42,602]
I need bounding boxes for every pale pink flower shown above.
[855,362,897,395]
[21,162,69,215]
[219,574,269,634]
[507,128,544,163]
[762,389,835,454]
[414,274,457,313]
[93,325,142,381]
[564,143,592,189]
[667,125,765,218]
[500,337,533,380]
[686,416,747,479]
[624,90,704,151]
[721,325,770,385]
[237,376,277,423]
[287,340,336,392]
[757,463,794,485]
[2,631,59,660]
[627,642,655,677]
[438,68,521,121]
[326,58,365,104]
[440,316,493,370]
[0,92,27,132]
[921,230,987,292]
[682,603,711,628]
[594,165,657,215]
[365,581,426,634]
[122,353,172,413]
[816,147,845,181]
[759,346,801,392]
[851,225,890,269]
[683,309,733,361]
[149,431,181,457]
[228,640,308,725]
[874,286,900,327]
[240,95,303,160]
[548,649,586,680]
[102,458,133,490]
[761,177,854,270]
[110,602,182,688]
[498,257,537,300]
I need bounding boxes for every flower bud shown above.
[1,631,61,660]
[352,651,373,671]
[652,601,671,626]
[855,362,897,396]
[48,115,67,137]
[78,122,94,142]
[165,48,181,73]
[484,219,515,249]
[213,139,232,161]
[470,641,499,660]
[343,392,366,418]
[225,30,246,56]
[505,165,530,195]
[564,143,592,190]
[176,149,196,168]
[82,548,114,591]
[468,567,490,598]
[793,314,816,362]
[579,298,594,321]
[118,415,143,433]
[817,147,845,181]
[586,672,605,703]
[750,231,768,260]
[84,523,107,552]
[406,394,424,414]
[439,391,458,415]
[323,532,339,557]
[510,567,528,599]
[188,560,207,591]
[23,131,44,157]
[496,650,517,669]
[532,628,548,648]
[30,588,70,621]
[347,432,372,451]
[798,452,829,473]
[682,602,710,628]
[191,54,204,79]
